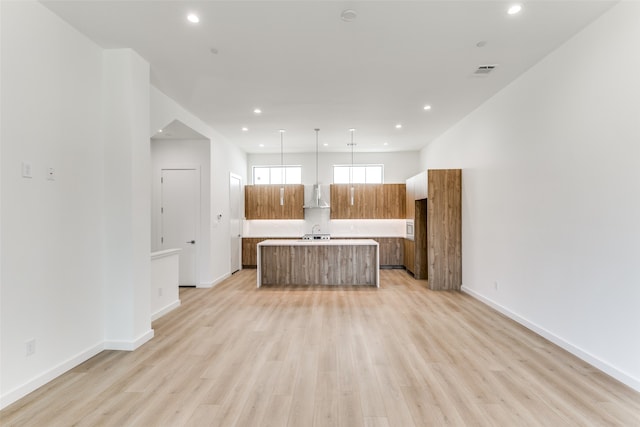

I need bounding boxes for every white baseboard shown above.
[0,342,104,410]
[104,329,154,351]
[151,299,181,321]
[461,285,640,392]
[198,273,230,289]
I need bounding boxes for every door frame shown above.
[229,172,243,274]
[160,165,201,286]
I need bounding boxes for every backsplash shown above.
[243,210,405,238]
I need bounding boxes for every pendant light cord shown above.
[315,129,319,186]
[280,130,285,205]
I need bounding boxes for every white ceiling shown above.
[42,0,615,153]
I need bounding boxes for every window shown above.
[333,164,383,184]
[253,165,302,185]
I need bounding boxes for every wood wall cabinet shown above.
[330,184,405,219]
[405,171,427,220]
[427,169,462,291]
[404,169,461,288]
[244,184,304,220]
[405,178,415,220]
[414,171,428,200]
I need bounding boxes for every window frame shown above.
[252,165,302,185]
[332,164,384,184]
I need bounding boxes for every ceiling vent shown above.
[473,64,498,76]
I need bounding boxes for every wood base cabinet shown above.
[244,237,404,269]
[403,239,415,274]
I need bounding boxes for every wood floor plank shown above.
[1,269,639,427]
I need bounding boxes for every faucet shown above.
[312,224,321,234]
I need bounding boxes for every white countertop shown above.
[258,239,379,247]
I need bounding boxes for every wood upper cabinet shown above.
[414,171,428,200]
[405,177,415,220]
[427,169,462,291]
[244,184,304,220]
[330,184,405,219]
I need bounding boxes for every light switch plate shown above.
[47,167,55,181]
[22,162,33,178]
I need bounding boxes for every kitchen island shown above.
[257,239,379,287]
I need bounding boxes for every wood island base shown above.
[257,239,379,287]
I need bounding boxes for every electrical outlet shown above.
[26,339,36,356]
[47,167,56,181]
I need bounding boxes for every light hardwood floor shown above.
[2,269,639,426]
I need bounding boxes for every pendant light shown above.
[279,129,285,205]
[303,129,330,208]
[348,128,356,206]
[312,128,322,207]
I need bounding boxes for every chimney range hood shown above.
[304,128,330,209]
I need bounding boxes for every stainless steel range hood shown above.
[304,129,330,209]
[304,184,330,209]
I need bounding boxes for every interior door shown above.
[161,168,199,286]
[229,173,242,274]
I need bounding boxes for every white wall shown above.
[102,49,153,350]
[1,1,106,405]
[151,138,211,286]
[150,87,247,286]
[1,1,157,408]
[420,2,640,391]
[150,249,181,320]
[247,151,420,185]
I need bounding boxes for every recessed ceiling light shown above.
[323,143,329,146]
[253,108,262,114]
[507,4,522,15]
[383,142,389,146]
[349,128,356,132]
[187,13,200,23]
[423,105,432,111]
[241,127,248,132]
[158,129,163,133]
[279,129,286,133]
[259,144,264,147]
[395,124,402,129]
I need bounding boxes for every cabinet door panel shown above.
[330,184,405,219]
[245,184,304,219]
[403,239,415,273]
[427,169,461,290]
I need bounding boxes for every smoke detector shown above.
[341,9,357,22]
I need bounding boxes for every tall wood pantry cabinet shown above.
[427,169,461,291]
[405,169,461,291]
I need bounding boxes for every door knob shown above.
[186,240,196,244]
